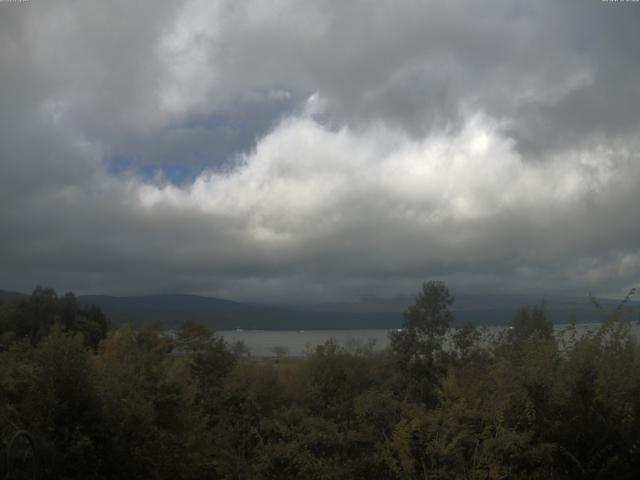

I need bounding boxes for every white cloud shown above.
[128,108,640,300]
[1,0,640,300]
[138,110,627,235]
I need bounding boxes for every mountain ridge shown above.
[2,289,637,330]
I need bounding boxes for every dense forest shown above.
[1,282,639,479]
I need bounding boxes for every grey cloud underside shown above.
[0,0,639,302]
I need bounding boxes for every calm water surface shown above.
[219,322,640,357]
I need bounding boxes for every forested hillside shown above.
[1,283,639,479]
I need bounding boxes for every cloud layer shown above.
[1,0,639,301]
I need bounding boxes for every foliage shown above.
[0,287,109,349]
[1,283,640,479]
[389,280,455,405]
[504,305,554,345]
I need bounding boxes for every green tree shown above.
[0,287,109,349]
[0,326,102,479]
[175,320,236,390]
[94,325,204,479]
[271,345,289,362]
[506,305,553,345]
[389,280,454,405]
[231,339,250,358]
[451,321,483,365]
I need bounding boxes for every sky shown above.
[1,0,639,302]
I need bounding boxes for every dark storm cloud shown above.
[0,0,639,301]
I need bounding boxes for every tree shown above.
[175,321,236,390]
[0,288,109,349]
[271,345,289,362]
[3,326,103,478]
[389,281,454,405]
[94,324,209,479]
[452,321,483,364]
[231,339,251,359]
[506,305,553,345]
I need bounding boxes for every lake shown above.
[219,329,391,357]
[219,322,640,357]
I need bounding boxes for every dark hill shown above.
[75,292,639,330]
[0,290,27,300]
[78,294,401,330]
[4,289,635,330]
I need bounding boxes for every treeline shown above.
[0,287,108,350]
[1,282,639,479]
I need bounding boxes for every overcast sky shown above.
[1,0,639,302]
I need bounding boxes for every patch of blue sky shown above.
[107,154,206,186]
[107,92,299,186]
[107,154,139,176]
[139,163,202,185]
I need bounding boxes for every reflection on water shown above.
[219,322,640,357]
